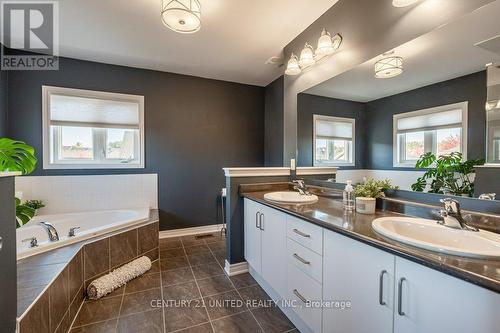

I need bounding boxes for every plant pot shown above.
[355,197,376,214]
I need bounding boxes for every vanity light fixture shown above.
[374,51,404,79]
[392,0,419,7]
[486,100,500,111]
[285,53,302,76]
[285,28,342,76]
[299,43,316,68]
[161,0,201,34]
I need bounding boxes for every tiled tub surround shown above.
[241,185,500,293]
[17,214,159,333]
[15,174,158,215]
[70,233,297,333]
[18,208,151,259]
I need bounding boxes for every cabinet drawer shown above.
[287,238,322,284]
[287,262,322,333]
[287,215,323,255]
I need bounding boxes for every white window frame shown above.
[393,101,468,167]
[313,115,355,167]
[42,86,145,169]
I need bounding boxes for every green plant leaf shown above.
[0,138,37,175]
[16,197,35,228]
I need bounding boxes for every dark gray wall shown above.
[365,71,487,170]
[7,56,265,230]
[0,68,7,137]
[297,93,366,169]
[474,167,500,198]
[264,76,284,167]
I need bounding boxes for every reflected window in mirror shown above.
[313,115,355,166]
[393,102,468,167]
[486,64,500,164]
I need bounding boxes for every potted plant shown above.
[354,179,398,214]
[0,137,38,228]
[411,152,484,197]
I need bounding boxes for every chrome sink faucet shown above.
[39,222,60,241]
[438,198,478,232]
[292,180,311,196]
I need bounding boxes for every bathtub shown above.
[17,208,150,259]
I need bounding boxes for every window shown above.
[393,102,467,167]
[313,115,355,166]
[42,86,144,169]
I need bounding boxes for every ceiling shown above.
[51,0,339,87]
[305,0,500,102]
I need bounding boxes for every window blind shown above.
[49,94,140,129]
[396,109,462,133]
[316,119,353,140]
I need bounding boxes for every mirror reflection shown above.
[297,2,500,199]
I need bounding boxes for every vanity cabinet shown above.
[243,198,287,298]
[323,230,395,333]
[244,199,500,333]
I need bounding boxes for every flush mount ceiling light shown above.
[161,0,201,34]
[392,0,419,7]
[285,28,342,76]
[285,53,302,75]
[374,51,404,79]
[316,28,342,56]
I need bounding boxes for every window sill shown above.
[43,163,145,170]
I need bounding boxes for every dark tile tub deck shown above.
[70,233,297,333]
[17,211,160,333]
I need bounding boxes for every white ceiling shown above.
[305,0,500,102]
[54,0,339,87]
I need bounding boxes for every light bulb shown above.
[285,53,301,75]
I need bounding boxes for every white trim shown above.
[0,171,21,177]
[159,224,224,238]
[477,164,500,168]
[313,115,356,167]
[393,101,468,167]
[224,260,249,276]
[223,167,290,177]
[296,167,338,175]
[42,85,145,170]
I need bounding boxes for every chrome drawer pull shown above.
[292,228,311,238]
[398,277,406,316]
[293,253,310,265]
[379,270,387,306]
[255,212,260,229]
[293,289,309,304]
[259,213,264,231]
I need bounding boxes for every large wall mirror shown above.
[296,0,500,200]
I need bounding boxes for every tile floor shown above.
[70,232,297,333]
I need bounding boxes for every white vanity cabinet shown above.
[394,256,500,333]
[323,229,395,333]
[243,198,287,298]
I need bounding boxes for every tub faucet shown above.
[39,222,60,241]
[438,198,478,232]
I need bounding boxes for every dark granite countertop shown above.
[242,191,500,293]
[16,209,159,317]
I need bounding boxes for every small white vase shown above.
[355,197,376,214]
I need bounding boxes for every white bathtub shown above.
[17,208,150,259]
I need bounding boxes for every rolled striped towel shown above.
[87,256,152,300]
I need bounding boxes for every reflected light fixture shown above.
[316,28,342,56]
[285,53,302,76]
[299,43,316,68]
[374,51,404,79]
[392,0,419,7]
[161,0,201,34]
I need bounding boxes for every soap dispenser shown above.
[343,180,355,212]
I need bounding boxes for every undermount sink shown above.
[264,191,319,204]
[372,217,500,259]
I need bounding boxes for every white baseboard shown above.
[224,260,249,276]
[159,224,224,238]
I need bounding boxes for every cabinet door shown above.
[323,230,395,333]
[244,199,261,274]
[260,204,287,298]
[394,257,500,333]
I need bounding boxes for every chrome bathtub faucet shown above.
[438,198,479,232]
[39,221,60,241]
[68,226,80,237]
